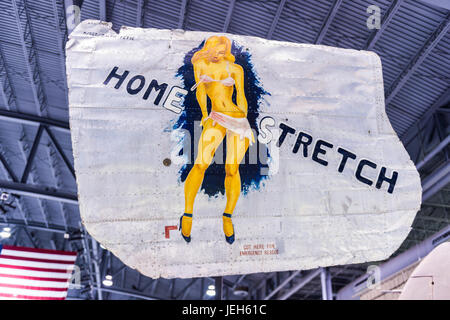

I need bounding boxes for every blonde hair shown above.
[191,36,235,64]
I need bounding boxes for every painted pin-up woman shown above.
[179,36,254,244]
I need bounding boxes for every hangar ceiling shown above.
[0,0,449,299]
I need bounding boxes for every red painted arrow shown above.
[165,225,178,239]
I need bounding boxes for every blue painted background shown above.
[173,40,271,197]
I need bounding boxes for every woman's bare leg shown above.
[182,120,226,237]
[223,132,249,238]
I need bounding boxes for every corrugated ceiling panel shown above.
[0,1,449,298]
[387,33,450,136]
[227,0,279,38]
[374,0,448,90]
[107,0,139,30]
[0,1,69,121]
[272,0,331,44]
[0,42,32,111]
[145,0,183,29]
[80,0,101,21]
[27,0,61,54]
[184,0,230,32]
[321,0,390,49]
[386,107,412,133]
[0,3,34,115]
[0,2,22,44]
[35,50,67,108]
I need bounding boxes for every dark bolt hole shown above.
[163,158,172,167]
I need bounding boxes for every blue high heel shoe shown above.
[179,213,192,243]
[223,213,235,244]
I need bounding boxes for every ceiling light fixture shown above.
[102,274,113,287]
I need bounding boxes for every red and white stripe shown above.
[0,245,77,300]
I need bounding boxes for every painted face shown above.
[209,44,227,62]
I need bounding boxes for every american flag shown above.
[0,244,77,300]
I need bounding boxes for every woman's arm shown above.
[193,62,208,124]
[233,64,248,116]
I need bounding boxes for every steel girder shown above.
[178,0,188,29]
[12,0,48,115]
[314,0,343,44]
[267,0,286,40]
[136,0,146,28]
[222,0,236,33]
[0,44,16,109]
[385,13,450,105]
[0,0,448,301]
[364,0,404,50]
[401,87,450,146]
